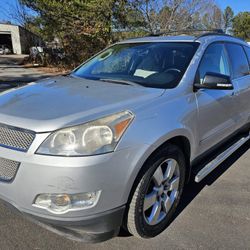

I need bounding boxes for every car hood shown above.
[0,76,164,132]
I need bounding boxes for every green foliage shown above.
[233,12,250,41]
[20,0,128,66]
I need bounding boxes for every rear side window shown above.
[197,43,230,83]
[244,46,250,64]
[225,43,250,78]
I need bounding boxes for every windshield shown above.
[73,42,199,89]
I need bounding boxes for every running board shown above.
[195,133,250,183]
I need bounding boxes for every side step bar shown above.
[195,133,250,183]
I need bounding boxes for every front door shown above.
[225,43,250,128]
[195,42,239,154]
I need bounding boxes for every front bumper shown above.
[2,198,125,242]
[0,135,149,241]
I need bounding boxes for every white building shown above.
[0,23,43,54]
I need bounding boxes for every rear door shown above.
[225,43,250,127]
[195,42,238,154]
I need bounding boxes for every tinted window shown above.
[226,43,249,78]
[73,42,199,89]
[244,46,250,64]
[197,43,230,83]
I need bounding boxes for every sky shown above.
[0,0,249,24]
[216,0,250,14]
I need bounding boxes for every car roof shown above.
[118,35,196,43]
[117,34,249,47]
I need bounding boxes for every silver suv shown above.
[0,32,250,243]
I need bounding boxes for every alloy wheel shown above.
[143,158,180,226]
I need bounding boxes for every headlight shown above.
[36,111,134,156]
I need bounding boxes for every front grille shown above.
[0,157,20,182]
[0,124,35,152]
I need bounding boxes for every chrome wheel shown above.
[143,158,180,226]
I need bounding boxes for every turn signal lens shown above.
[33,191,101,214]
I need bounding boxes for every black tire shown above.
[126,144,186,238]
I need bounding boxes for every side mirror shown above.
[194,72,234,90]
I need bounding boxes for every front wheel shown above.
[126,144,186,238]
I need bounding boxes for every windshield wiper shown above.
[99,78,141,87]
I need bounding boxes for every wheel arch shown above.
[122,134,192,229]
[128,132,193,200]
[141,134,192,184]
[167,136,191,182]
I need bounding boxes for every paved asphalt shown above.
[0,55,54,84]
[0,56,250,250]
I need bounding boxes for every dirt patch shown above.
[36,66,70,75]
[23,63,70,75]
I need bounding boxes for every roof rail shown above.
[195,31,247,43]
[196,31,234,39]
[148,29,225,37]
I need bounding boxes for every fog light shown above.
[33,191,101,214]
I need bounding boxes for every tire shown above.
[126,144,186,238]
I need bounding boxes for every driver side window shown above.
[197,43,230,84]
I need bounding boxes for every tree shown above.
[20,0,128,66]
[232,12,250,40]
[223,6,234,33]
[158,0,215,31]
[128,0,220,34]
[16,0,232,67]
[201,4,224,30]
[127,0,162,33]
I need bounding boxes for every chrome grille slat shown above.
[0,125,35,151]
[0,157,20,182]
